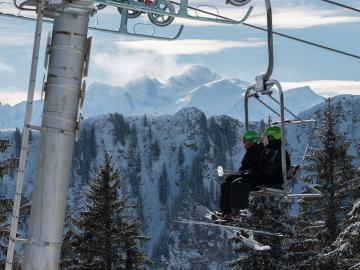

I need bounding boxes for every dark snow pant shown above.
[230,176,264,210]
[219,175,239,214]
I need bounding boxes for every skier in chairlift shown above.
[219,130,264,217]
[229,126,291,217]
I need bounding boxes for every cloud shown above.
[0,60,15,73]
[116,38,265,55]
[283,80,360,96]
[91,37,264,84]
[0,88,40,105]
[247,6,360,29]
[91,49,189,85]
[0,31,34,46]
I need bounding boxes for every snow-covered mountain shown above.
[0,65,324,129]
[1,95,359,269]
[287,94,360,161]
[85,78,323,122]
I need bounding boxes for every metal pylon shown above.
[5,0,46,268]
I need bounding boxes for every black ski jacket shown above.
[223,143,264,183]
[238,143,264,176]
[257,140,291,186]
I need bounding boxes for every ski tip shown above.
[258,245,271,251]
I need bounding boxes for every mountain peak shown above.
[164,65,221,93]
[125,75,161,90]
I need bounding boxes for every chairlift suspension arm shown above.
[254,94,282,117]
[267,95,303,122]
[264,0,273,81]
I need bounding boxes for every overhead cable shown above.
[242,22,360,60]
[320,0,360,13]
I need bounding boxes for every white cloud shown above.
[91,38,264,84]
[0,88,40,105]
[283,80,360,96]
[116,38,265,55]
[91,49,189,85]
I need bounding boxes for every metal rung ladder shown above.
[5,0,46,268]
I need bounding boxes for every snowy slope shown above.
[0,66,325,129]
[179,78,248,116]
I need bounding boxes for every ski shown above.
[232,231,271,251]
[174,218,282,251]
[194,204,251,223]
[174,218,283,237]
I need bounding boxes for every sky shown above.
[0,0,359,105]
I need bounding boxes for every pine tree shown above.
[177,145,184,166]
[127,125,142,196]
[286,98,360,269]
[110,113,129,146]
[0,139,16,264]
[67,153,149,270]
[314,197,360,269]
[208,118,227,167]
[143,115,148,127]
[150,139,161,161]
[158,163,168,205]
[14,128,21,157]
[74,124,97,182]
[60,214,78,269]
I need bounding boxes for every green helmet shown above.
[264,126,282,140]
[242,130,260,144]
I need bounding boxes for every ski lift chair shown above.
[242,0,322,200]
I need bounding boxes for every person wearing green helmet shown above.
[260,126,291,186]
[229,126,291,214]
[218,129,264,216]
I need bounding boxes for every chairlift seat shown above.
[250,184,285,197]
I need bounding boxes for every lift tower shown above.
[23,6,93,269]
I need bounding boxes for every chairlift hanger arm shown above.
[107,24,183,39]
[264,0,273,81]
[93,0,253,25]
